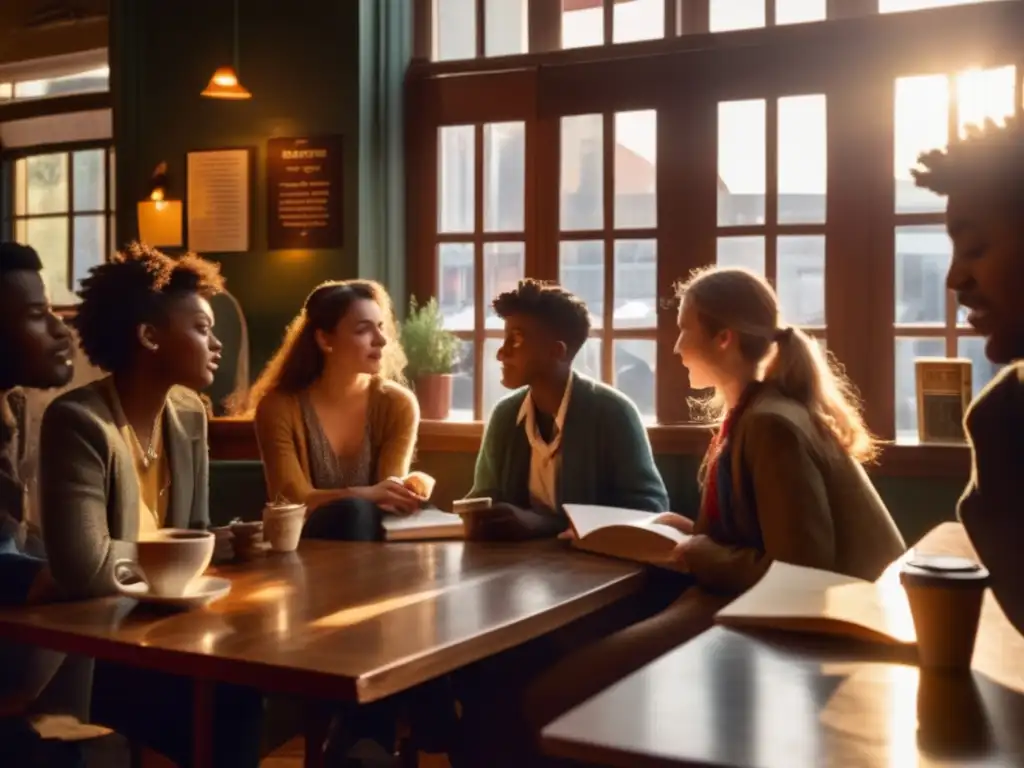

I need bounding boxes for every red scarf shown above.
[701,384,759,526]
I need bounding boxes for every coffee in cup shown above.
[263,502,306,553]
[900,554,990,671]
[115,529,214,597]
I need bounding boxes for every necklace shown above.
[128,413,162,469]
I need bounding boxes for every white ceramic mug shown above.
[115,529,215,597]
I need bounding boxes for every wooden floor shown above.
[260,738,452,767]
[137,738,451,767]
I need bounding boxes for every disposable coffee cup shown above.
[900,555,989,671]
[263,502,306,553]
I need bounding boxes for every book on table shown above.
[381,507,464,541]
[715,561,916,645]
[562,504,689,571]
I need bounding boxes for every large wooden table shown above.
[542,523,1024,767]
[0,539,645,766]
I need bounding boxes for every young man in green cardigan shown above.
[465,279,668,540]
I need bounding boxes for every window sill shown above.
[209,418,971,479]
[416,421,971,478]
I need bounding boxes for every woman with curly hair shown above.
[245,280,423,541]
[38,242,263,768]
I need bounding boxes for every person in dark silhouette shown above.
[914,111,1024,637]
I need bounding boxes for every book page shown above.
[563,504,661,539]
[382,507,463,533]
[716,561,915,644]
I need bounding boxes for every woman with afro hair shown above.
[38,242,264,768]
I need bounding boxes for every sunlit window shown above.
[4,147,116,307]
[892,65,1013,442]
[880,0,995,13]
[437,122,527,420]
[559,110,659,422]
[717,95,828,337]
[8,66,109,101]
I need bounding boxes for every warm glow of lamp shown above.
[138,199,183,247]
[202,0,251,100]
[138,168,182,247]
[200,66,251,100]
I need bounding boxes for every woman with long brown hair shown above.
[246,280,422,541]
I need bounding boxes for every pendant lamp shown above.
[201,0,251,100]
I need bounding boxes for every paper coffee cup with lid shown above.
[900,554,989,671]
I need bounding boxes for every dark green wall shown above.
[110,0,362,372]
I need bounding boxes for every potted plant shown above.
[401,296,461,420]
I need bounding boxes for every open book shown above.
[715,561,916,645]
[563,504,689,571]
[382,507,464,541]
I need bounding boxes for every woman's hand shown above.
[652,512,695,535]
[357,478,423,515]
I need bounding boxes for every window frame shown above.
[408,0,1024,478]
[1,140,116,310]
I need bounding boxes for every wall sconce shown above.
[137,162,183,248]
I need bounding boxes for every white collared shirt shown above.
[516,375,573,514]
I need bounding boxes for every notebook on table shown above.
[562,504,689,571]
[382,507,465,541]
[715,561,916,645]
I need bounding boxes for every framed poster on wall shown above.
[186,148,251,253]
[266,136,344,250]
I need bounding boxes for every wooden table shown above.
[542,523,1024,768]
[0,539,645,767]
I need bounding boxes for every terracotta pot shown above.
[415,374,453,421]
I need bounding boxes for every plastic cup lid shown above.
[901,555,989,586]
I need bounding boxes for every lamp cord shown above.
[233,0,240,74]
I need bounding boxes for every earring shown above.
[325,347,334,353]
[143,340,159,351]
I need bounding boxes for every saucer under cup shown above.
[119,529,214,598]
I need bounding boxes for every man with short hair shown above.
[465,278,668,540]
[0,241,99,765]
[913,113,1024,635]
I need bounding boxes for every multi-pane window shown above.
[716,95,827,341]
[891,65,1013,441]
[879,0,997,13]
[428,0,1003,60]
[0,65,109,103]
[559,111,658,421]
[709,0,826,31]
[437,122,527,420]
[562,0,665,48]
[4,146,116,307]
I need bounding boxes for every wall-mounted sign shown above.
[267,136,344,250]
[186,148,251,254]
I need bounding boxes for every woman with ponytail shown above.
[506,268,907,756]
[654,266,905,593]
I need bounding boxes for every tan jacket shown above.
[254,377,419,505]
[39,379,209,600]
[689,386,905,594]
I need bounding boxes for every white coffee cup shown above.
[263,502,306,553]
[115,529,215,597]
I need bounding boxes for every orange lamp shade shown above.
[201,66,252,100]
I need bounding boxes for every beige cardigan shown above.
[39,379,209,600]
[689,386,906,594]
[254,377,419,505]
